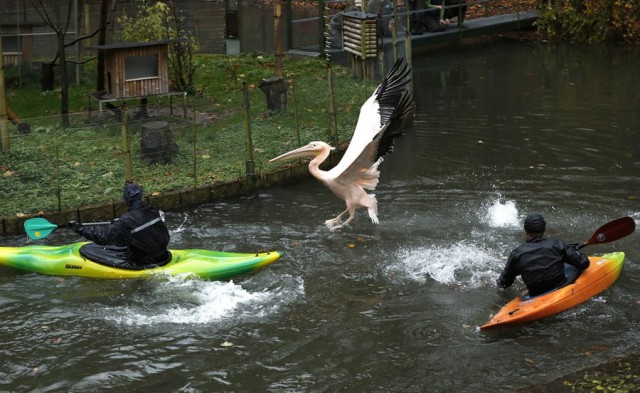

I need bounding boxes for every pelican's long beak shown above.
[269,144,318,163]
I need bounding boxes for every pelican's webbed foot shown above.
[325,217,344,231]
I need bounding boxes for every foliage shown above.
[562,360,640,392]
[536,0,640,44]
[0,54,369,217]
[2,65,41,87]
[117,0,200,93]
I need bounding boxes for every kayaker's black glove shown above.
[70,221,83,235]
[567,243,590,269]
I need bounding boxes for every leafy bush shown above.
[536,0,640,44]
[3,64,41,87]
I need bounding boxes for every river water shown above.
[1,39,639,392]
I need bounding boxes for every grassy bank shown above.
[1,55,374,217]
[519,353,640,392]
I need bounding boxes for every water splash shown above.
[483,198,520,228]
[387,242,505,289]
[384,196,521,289]
[103,275,304,326]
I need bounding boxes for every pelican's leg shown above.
[335,206,357,229]
[341,210,357,227]
[325,209,348,230]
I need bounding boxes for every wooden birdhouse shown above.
[341,11,378,60]
[88,40,174,99]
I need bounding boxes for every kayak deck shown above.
[0,242,282,280]
[480,252,625,330]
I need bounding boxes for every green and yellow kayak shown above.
[0,242,281,280]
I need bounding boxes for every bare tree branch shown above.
[65,27,101,48]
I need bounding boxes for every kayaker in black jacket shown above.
[72,182,171,266]
[497,213,590,297]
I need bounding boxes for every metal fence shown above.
[0,75,366,220]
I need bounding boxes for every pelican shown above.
[270,59,415,230]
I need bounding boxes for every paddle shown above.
[24,217,111,240]
[577,216,636,250]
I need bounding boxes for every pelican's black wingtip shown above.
[375,57,414,126]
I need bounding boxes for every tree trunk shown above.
[140,121,179,164]
[274,0,283,77]
[96,0,110,92]
[41,63,55,91]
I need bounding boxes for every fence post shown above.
[288,75,301,147]
[0,32,9,152]
[327,64,338,145]
[192,102,197,189]
[242,82,255,176]
[55,127,61,211]
[121,105,133,182]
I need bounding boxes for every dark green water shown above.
[1,39,639,392]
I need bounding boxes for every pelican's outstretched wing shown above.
[329,59,415,181]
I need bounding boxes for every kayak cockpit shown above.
[520,263,584,301]
[79,243,172,270]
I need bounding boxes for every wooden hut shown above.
[88,40,174,99]
[87,40,186,116]
[2,25,33,66]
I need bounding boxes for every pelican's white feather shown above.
[269,58,415,229]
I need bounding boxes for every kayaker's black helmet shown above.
[123,182,143,203]
[524,213,546,234]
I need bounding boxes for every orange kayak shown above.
[480,252,625,330]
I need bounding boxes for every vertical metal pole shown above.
[286,0,293,50]
[0,32,9,152]
[289,75,301,147]
[75,0,80,85]
[192,103,197,189]
[392,0,398,61]
[242,82,255,176]
[319,0,326,58]
[274,0,283,77]
[55,128,61,211]
[327,64,338,145]
[121,105,133,182]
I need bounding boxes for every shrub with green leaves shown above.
[536,0,640,44]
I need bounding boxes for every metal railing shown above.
[288,0,535,55]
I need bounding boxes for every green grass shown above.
[0,54,376,217]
